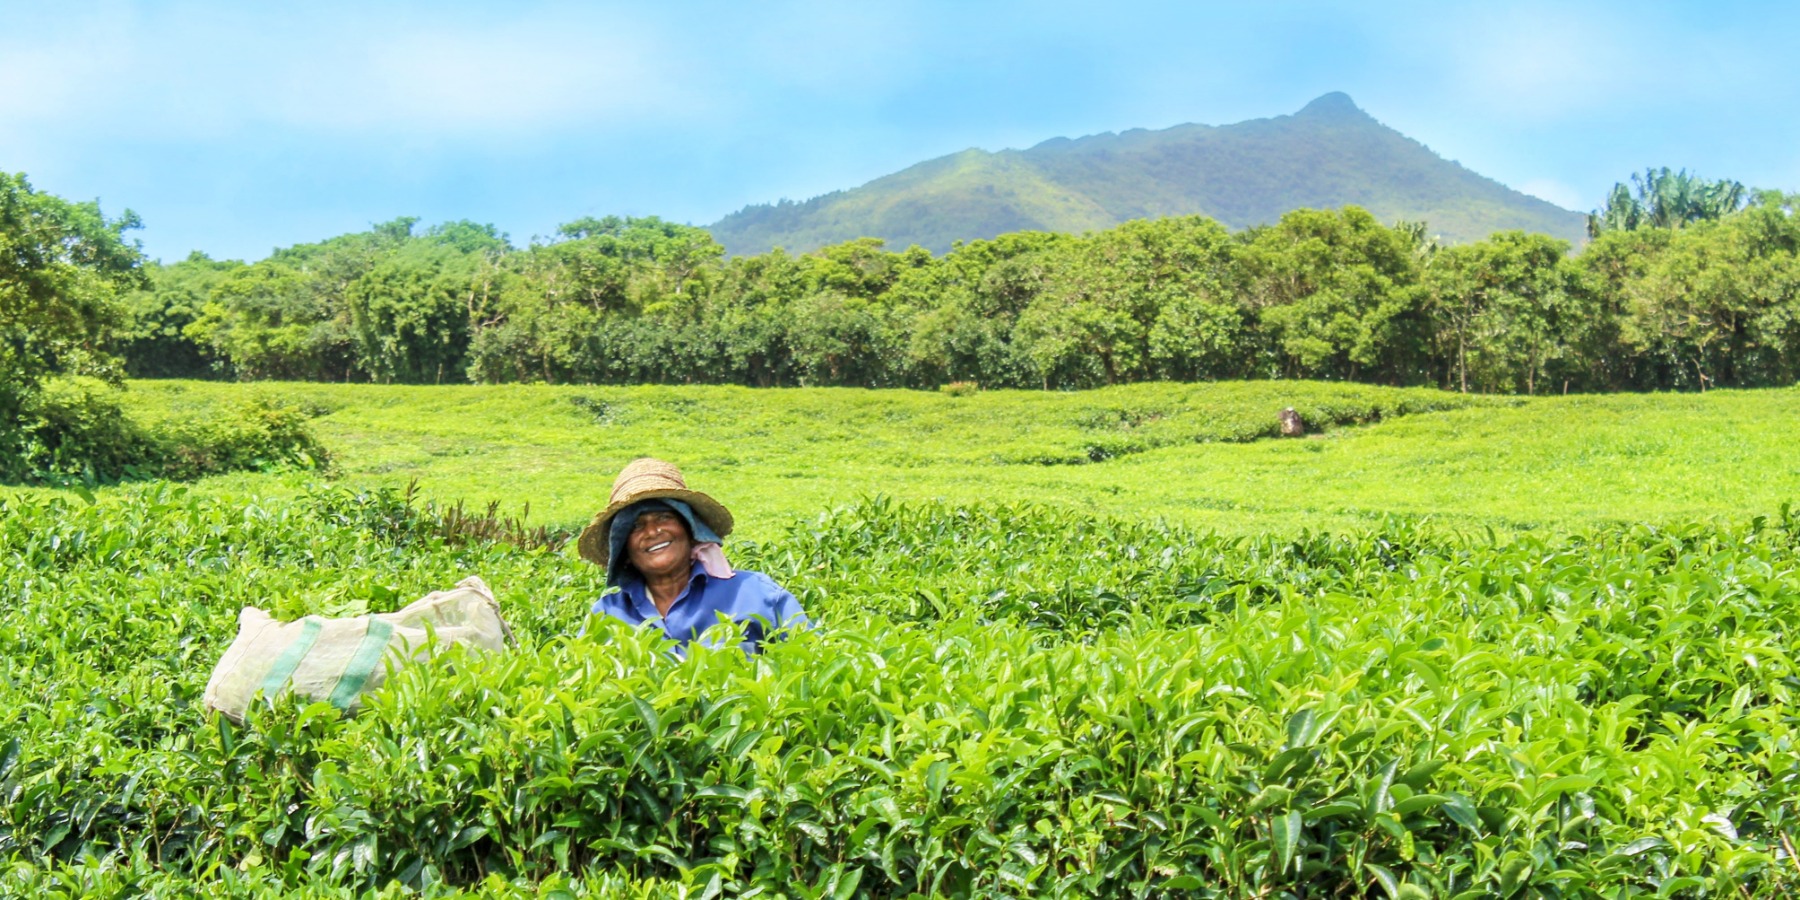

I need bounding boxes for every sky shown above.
[5,0,1797,263]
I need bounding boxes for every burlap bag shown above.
[203,575,512,723]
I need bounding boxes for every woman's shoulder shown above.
[721,569,791,596]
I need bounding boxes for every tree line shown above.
[13,167,1799,401]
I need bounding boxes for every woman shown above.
[578,458,807,653]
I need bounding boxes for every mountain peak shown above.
[709,94,1588,255]
[1295,91,1365,120]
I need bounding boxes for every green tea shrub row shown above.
[309,480,574,553]
[2,379,329,485]
[755,496,1461,631]
[1,490,1796,896]
[1022,388,1503,464]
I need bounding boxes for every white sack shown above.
[203,575,512,723]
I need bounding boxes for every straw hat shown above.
[577,458,734,567]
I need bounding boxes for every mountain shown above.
[708,93,1588,255]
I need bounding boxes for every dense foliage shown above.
[0,173,146,477]
[12,377,329,484]
[1587,168,1748,237]
[0,174,328,485]
[1,487,1795,896]
[123,189,1800,394]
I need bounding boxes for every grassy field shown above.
[96,379,1800,538]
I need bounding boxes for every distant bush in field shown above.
[3,378,329,484]
[11,377,154,483]
[152,395,330,480]
[939,380,980,396]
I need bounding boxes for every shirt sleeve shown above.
[771,583,809,632]
[744,572,808,649]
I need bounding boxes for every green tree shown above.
[1238,208,1427,382]
[345,241,480,383]
[1425,232,1573,393]
[0,172,145,471]
[795,237,908,300]
[184,219,418,380]
[547,215,722,313]
[464,217,724,385]
[897,232,1063,388]
[187,260,355,380]
[1588,167,1748,237]
[1621,214,1790,390]
[707,250,805,387]
[1733,193,1800,385]
[788,291,903,386]
[1563,227,1673,389]
[117,252,239,378]
[1012,218,1239,388]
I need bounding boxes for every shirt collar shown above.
[621,560,708,616]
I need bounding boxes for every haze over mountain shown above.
[709,93,1588,255]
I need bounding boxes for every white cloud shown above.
[0,8,139,121]
[1438,6,1642,120]
[0,4,700,142]
[267,13,695,134]
[729,3,923,94]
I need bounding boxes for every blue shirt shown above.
[590,561,808,653]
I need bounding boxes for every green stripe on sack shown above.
[327,618,395,712]
[260,618,323,698]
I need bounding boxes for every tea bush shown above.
[152,395,331,480]
[2,380,329,485]
[1,486,1796,896]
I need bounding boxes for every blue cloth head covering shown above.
[605,498,723,587]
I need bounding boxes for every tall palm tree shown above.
[1587,183,1642,237]
[1587,168,1748,236]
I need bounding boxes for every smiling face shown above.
[625,508,694,581]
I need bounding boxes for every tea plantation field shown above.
[2,382,1798,897]
[101,380,1800,536]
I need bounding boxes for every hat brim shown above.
[577,488,734,567]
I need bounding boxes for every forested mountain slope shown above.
[709,92,1587,254]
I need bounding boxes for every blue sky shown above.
[6,1,1797,262]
